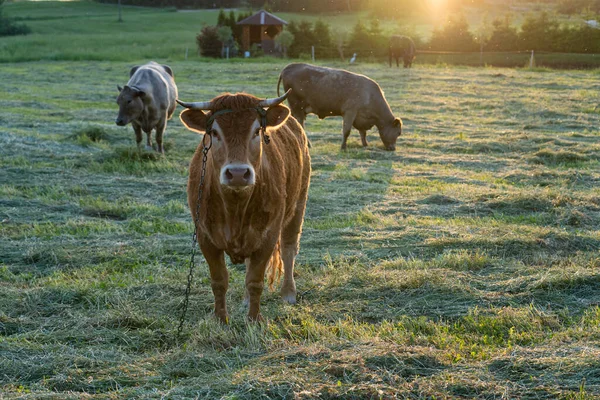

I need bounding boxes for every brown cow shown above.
[389,35,415,68]
[277,63,402,151]
[177,90,311,323]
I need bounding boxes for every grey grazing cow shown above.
[389,35,415,68]
[277,63,402,151]
[116,61,177,154]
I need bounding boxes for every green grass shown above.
[2,58,599,399]
[1,3,600,398]
[2,1,600,68]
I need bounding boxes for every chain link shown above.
[177,133,212,339]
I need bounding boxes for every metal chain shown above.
[177,133,212,339]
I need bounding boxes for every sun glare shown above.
[427,0,447,9]
[426,0,448,20]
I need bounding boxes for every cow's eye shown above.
[127,100,132,104]
[254,128,261,137]
[209,130,219,139]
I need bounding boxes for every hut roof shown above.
[237,10,288,26]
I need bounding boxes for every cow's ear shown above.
[129,66,140,77]
[393,118,402,128]
[117,85,123,92]
[133,89,146,98]
[162,64,174,77]
[265,105,290,129]
[180,109,208,134]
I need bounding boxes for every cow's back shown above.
[390,36,415,55]
[281,63,374,115]
[127,62,177,117]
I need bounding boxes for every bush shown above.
[196,26,221,58]
[0,0,31,37]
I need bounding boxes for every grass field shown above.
[4,0,600,68]
[1,1,600,398]
[1,58,600,398]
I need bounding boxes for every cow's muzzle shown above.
[221,164,255,188]
[115,117,127,126]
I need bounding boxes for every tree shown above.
[217,26,233,57]
[347,20,371,57]
[288,20,317,58]
[428,13,477,52]
[313,19,334,58]
[275,30,294,57]
[487,15,519,52]
[217,9,227,26]
[368,17,386,55]
[519,12,560,52]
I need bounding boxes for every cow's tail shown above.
[276,73,283,97]
[266,240,283,291]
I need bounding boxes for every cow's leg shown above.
[144,130,153,152]
[293,110,306,128]
[280,187,309,304]
[359,130,368,147]
[246,235,279,321]
[341,111,356,150]
[291,109,312,148]
[199,239,229,324]
[155,118,167,154]
[132,122,143,150]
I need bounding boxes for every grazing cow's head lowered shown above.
[380,118,402,151]
[177,91,291,191]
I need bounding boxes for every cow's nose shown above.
[222,166,254,187]
[115,118,126,126]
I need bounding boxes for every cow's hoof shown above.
[280,287,297,304]
[247,313,265,323]
[281,293,297,304]
[214,311,229,324]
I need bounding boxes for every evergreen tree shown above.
[519,12,560,52]
[428,13,477,52]
[313,19,334,58]
[347,20,372,57]
[217,9,227,26]
[487,15,519,52]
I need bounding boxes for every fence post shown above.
[311,46,315,62]
[529,50,535,68]
[226,46,229,60]
[185,47,188,60]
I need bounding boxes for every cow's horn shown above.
[176,99,213,110]
[258,89,291,108]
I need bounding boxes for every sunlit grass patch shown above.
[79,196,186,221]
[67,125,110,145]
[85,147,188,175]
[531,149,590,166]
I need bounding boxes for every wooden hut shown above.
[237,10,288,55]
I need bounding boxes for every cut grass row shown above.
[1,59,599,397]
